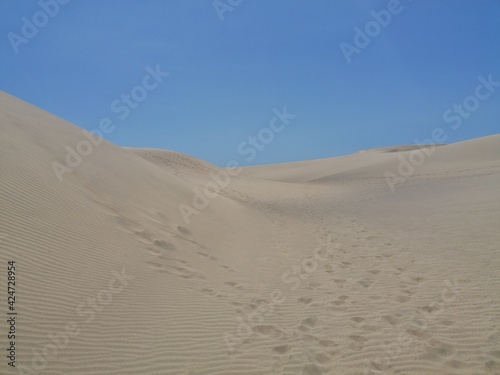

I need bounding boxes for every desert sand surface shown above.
[1,90,499,375]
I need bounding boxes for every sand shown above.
[0,90,499,374]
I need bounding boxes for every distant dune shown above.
[1,90,499,374]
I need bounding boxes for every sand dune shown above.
[1,90,499,374]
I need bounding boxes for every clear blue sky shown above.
[1,0,499,166]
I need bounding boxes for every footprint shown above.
[485,360,500,374]
[349,335,367,343]
[313,352,331,364]
[381,315,399,326]
[300,317,317,329]
[154,240,176,251]
[148,248,163,257]
[200,288,217,296]
[421,304,440,314]
[368,269,380,275]
[156,212,169,222]
[447,359,466,369]
[438,319,455,326]
[395,294,410,303]
[133,230,155,245]
[159,266,195,279]
[302,363,323,375]
[149,260,204,280]
[406,328,431,340]
[177,225,190,235]
[224,281,241,288]
[318,339,336,348]
[253,325,283,338]
[115,216,145,232]
[96,204,121,218]
[298,297,313,304]
[146,262,166,271]
[350,317,365,324]
[393,267,404,275]
[272,344,290,355]
[489,350,500,359]
[367,360,386,372]
[307,282,322,290]
[361,325,379,332]
[359,280,371,288]
[426,339,455,358]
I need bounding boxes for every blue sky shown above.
[1,0,499,166]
